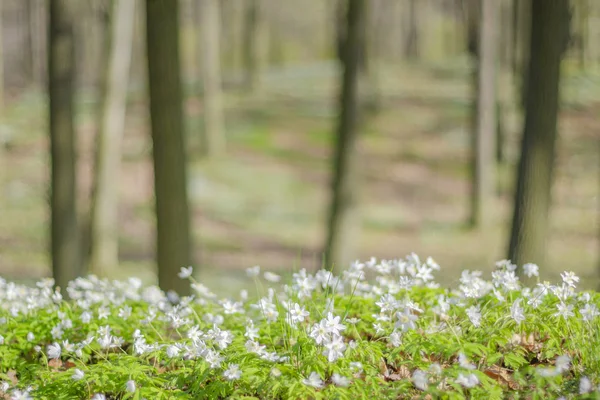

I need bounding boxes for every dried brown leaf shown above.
[48,358,63,370]
[484,365,520,390]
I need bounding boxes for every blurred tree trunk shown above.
[0,0,4,110]
[266,0,284,66]
[496,0,513,167]
[508,0,569,269]
[470,0,498,228]
[146,0,192,296]
[403,0,419,60]
[575,0,589,71]
[27,0,46,88]
[499,0,513,77]
[364,0,383,113]
[325,0,365,273]
[334,0,346,62]
[24,0,35,87]
[221,0,242,72]
[74,2,107,92]
[201,0,225,156]
[49,0,79,289]
[242,0,264,91]
[190,0,202,93]
[512,0,530,110]
[89,0,136,277]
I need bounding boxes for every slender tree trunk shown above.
[89,0,136,277]
[325,0,365,273]
[334,0,346,63]
[201,0,225,156]
[0,0,4,109]
[403,0,419,60]
[515,0,531,110]
[499,0,513,74]
[145,0,192,296]
[267,5,284,66]
[364,0,382,113]
[576,0,589,71]
[508,0,569,269]
[23,0,35,87]
[598,140,600,289]
[220,0,241,72]
[32,0,47,87]
[496,0,512,170]
[191,0,202,93]
[470,0,498,228]
[243,0,262,91]
[597,140,600,288]
[49,0,79,289]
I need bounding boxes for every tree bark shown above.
[576,0,589,71]
[325,0,365,273]
[0,0,4,109]
[27,0,46,88]
[201,0,225,156]
[145,0,192,296]
[470,0,498,228]
[334,0,346,63]
[598,139,600,289]
[242,0,263,91]
[403,0,419,60]
[89,0,136,277]
[49,0,80,289]
[220,0,242,72]
[514,0,531,110]
[508,0,569,269]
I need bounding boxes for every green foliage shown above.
[0,256,599,399]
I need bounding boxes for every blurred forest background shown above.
[0,0,598,296]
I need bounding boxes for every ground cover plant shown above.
[0,255,599,399]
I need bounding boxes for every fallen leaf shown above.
[48,358,63,370]
[6,370,18,385]
[484,365,520,390]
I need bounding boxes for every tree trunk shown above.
[265,0,283,66]
[146,0,192,296]
[0,0,4,109]
[598,139,600,289]
[508,0,569,269]
[89,0,136,277]
[334,0,346,63]
[325,0,365,273]
[191,0,202,93]
[242,0,263,91]
[576,0,589,71]
[220,0,241,72]
[470,0,498,228]
[27,0,46,88]
[363,0,382,113]
[514,0,531,110]
[201,0,225,156]
[49,0,79,290]
[403,0,419,60]
[499,0,513,73]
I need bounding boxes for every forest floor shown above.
[0,59,599,294]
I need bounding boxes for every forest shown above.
[0,1,599,399]
[0,0,598,293]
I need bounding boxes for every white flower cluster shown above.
[0,257,598,398]
[309,312,347,362]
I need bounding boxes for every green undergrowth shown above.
[1,257,599,399]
